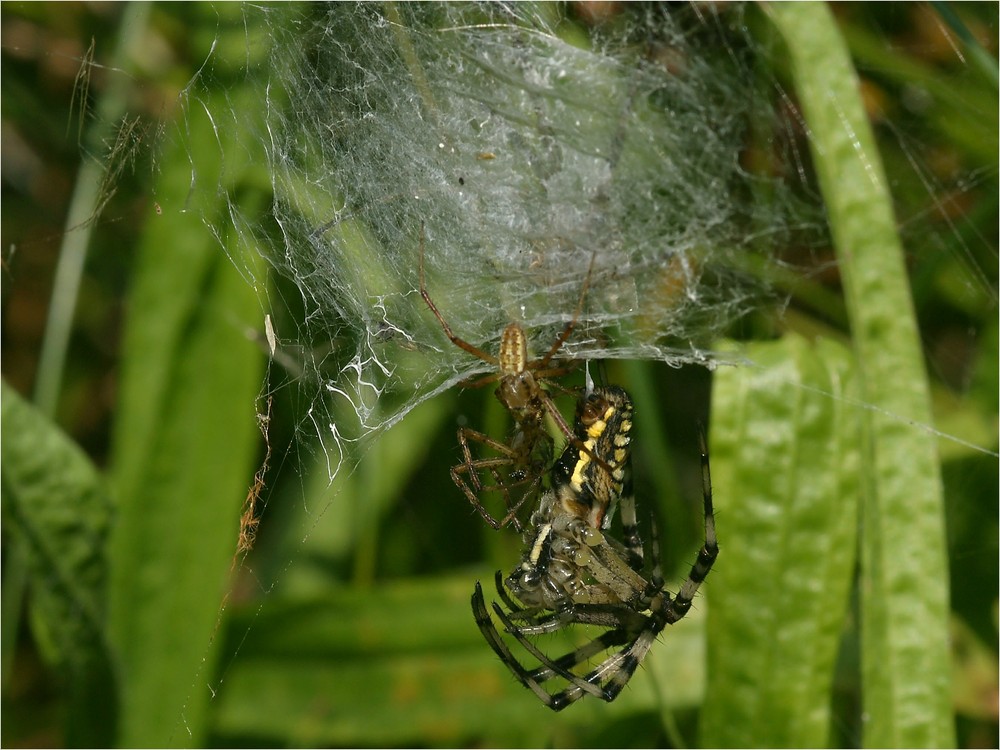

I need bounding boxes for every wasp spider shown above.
[419,223,595,531]
[472,389,718,710]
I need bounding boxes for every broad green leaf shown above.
[767,4,954,746]
[1,379,117,746]
[702,335,859,747]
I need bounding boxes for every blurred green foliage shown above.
[1,2,996,748]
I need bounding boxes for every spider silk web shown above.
[204,3,828,473]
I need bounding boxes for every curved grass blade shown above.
[765,5,954,745]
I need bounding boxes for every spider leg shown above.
[450,459,513,530]
[488,596,609,705]
[538,388,576,441]
[534,252,597,368]
[490,564,649,688]
[491,592,657,707]
[493,570,527,614]
[512,601,649,635]
[543,378,584,399]
[571,615,666,704]
[501,604,578,636]
[640,510,666,603]
[664,428,718,624]
[535,620,635,670]
[530,362,579,380]
[458,370,502,390]
[524,622,636,687]
[617,490,645,570]
[471,581,578,710]
[450,427,547,530]
[418,222,498,366]
[489,469,539,532]
[577,544,675,693]
[455,427,516,485]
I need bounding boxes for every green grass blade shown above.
[766,4,955,746]
[702,335,860,747]
[1,379,117,746]
[106,5,274,744]
[106,124,267,747]
[106,207,264,746]
[32,2,152,418]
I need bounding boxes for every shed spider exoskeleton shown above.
[419,223,595,531]
[472,388,718,710]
